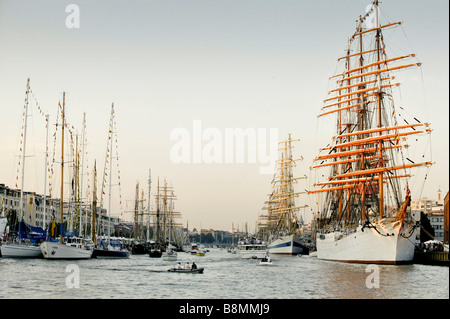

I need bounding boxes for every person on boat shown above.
[191,262,197,270]
[184,262,190,269]
[177,262,182,269]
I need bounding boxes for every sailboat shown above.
[266,135,309,255]
[1,78,45,258]
[40,92,93,260]
[92,104,129,259]
[161,180,177,261]
[149,173,163,258]
[308,1,432,264]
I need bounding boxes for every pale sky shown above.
[0,0,448,232]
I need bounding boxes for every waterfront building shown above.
[1,182,121,237]
[444,192,449,244]
[428,208,445,242]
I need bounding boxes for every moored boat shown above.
[260,135,310,255]
[308,1,432,264]
[267,234,309,255]
[40,92,93,260]
[149,241,162,258]
[1,243,42,258]
[40,238,93,260]
[92,240,130,259]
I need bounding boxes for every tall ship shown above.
[150,177,183,260]
[309,1,432,264]
[265,135,309,255]
[39,92,93,260]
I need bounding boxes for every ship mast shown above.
[92,160,97,243]
[19,78,30,223]
[373,0,384,219]
[60,92,65,243]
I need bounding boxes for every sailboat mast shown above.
[19,78,30,222]
[163,179,167,243]
[43,114,49,230]
[60,92,65,242]
[79,113,86,236]
[147,169,151,241]
[108,104,114,245]
[134,182,139,241]
[156,177,160,241]
[373,0,385,218]
[92,160,97,243]
[358,14,367,222]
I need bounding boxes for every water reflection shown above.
[0,249,448,299]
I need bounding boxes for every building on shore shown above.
[410,189,447,242]
[444,192,449,245]
[1,183,115,237]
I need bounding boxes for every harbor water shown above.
[0,248,448,299]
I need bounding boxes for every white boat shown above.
[162,247,177,261]
[40,238,93,260]
[259,255,273,265]
[1,243,42,258]
[267,234,309,255]
[316,219,416,264]
[308,1,431,265]
[1,79,46,259]
[238,237,268,259]
[0,220,46,258]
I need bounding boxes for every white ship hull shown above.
[40,241,93,260]
[1,243,43,258]
[268,235,307,255]
[316,220,416,264]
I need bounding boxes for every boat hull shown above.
[162,252,177,261]
[149,249,162,258]
[268,235,309,255]
[40,241,93,260]
[168,267,204,274]
[238,244,268,259]
[0,244,43,258]
[92,248,130,259]
[316,221,416,264]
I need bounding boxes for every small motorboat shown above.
[196,249,206,256]
[259,256,273,265]
[167,267,204,274]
